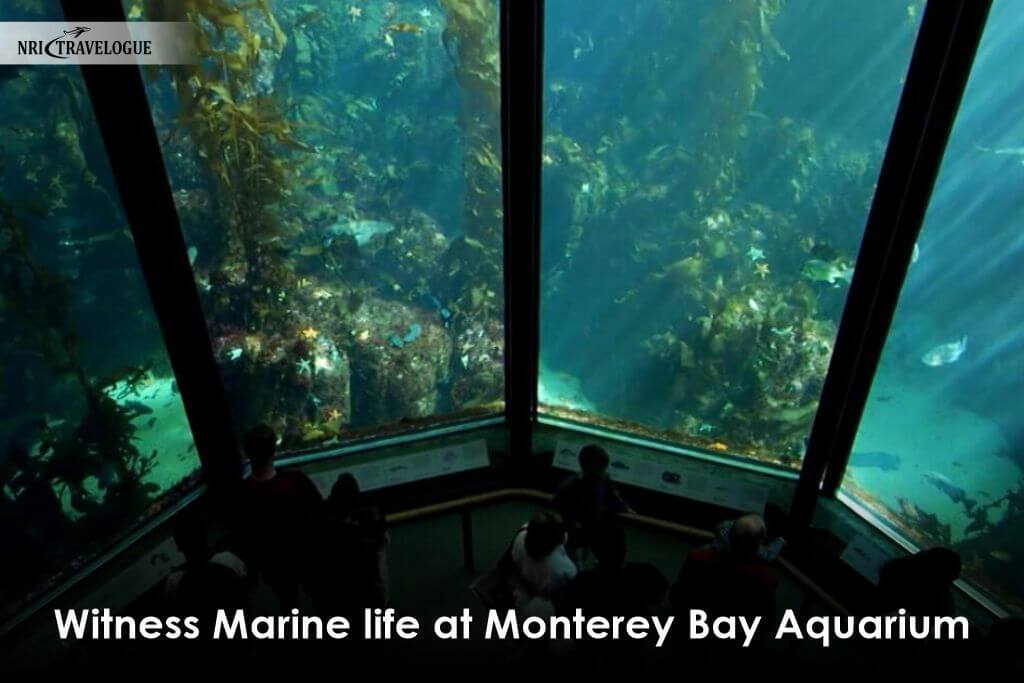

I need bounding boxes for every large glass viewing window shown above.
[0,1,200,623]
[842,0,1024,615]
[538,0,923,468]
[128,0,505,453]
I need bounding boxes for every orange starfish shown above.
[300,326,319,341]
[326,407,343,421]
[754,262,770,279]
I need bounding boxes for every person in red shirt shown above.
[235,424,324,609]
[671,513,779,628]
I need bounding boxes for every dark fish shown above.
[386,22,422,34]
[146,417,158,428]
[924,471,976,511]
[295,10,327,27]
[346,291,363,312]
[850,450,901,472]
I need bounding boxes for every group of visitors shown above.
[155,431,1022,677]
[164,424,389,622]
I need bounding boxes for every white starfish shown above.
[747,246,765,261]
[295,358,313,376]
[418,7,433,19]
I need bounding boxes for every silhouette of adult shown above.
[235,424,323,609]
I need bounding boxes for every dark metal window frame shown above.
[791,0,992,525]
[501,0,544,460]
[11,0,989,629]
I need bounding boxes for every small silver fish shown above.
[324,218,394,247]
[977,144,1024,156]
[921,336,967,367]
[976,144,1024,166]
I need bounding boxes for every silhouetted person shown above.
[511,510,577,616]
[710,515,785,561]
[877,547,961,616]
[558,523,668,679]
[672,513,778,625]
[152,508,249,669]
[873,549,965,678]
[235,424,324,609]
[164,509,247,621]
[559,523,668,617]
[308,473,389,616]
[553,445,629,561]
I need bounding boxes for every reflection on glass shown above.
[539,0,921,466]
[844,1,1024,614]
[0,2,200,621]
[131,0,505,451]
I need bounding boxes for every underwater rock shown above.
[301,335,352,440]
[342,295,452,425]
[210,328,351,447]
[369,209,448,296]
[449,318,504,409]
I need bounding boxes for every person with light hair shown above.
[670,512,779,628]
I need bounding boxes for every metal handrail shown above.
[384,487,848,615]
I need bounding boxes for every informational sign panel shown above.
[554,438,767,513]
[310,439,490,496]
[840,534,898,585]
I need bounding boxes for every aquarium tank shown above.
[128,0,505,451]
[1,0,505,624]
[538,0,922,467]
[3,0,1021,627]
[0,0,201,622]
[842,0,1024,615]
